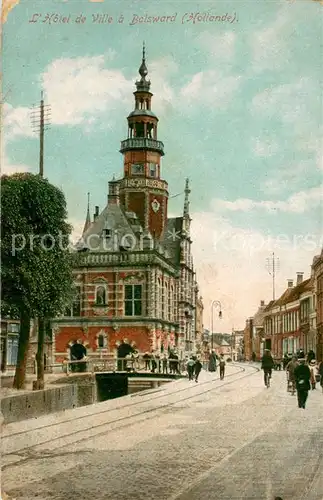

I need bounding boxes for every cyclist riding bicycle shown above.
[261,349,275,387]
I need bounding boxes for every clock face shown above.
[151,199,160,213]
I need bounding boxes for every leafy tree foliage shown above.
[1,173,74,388]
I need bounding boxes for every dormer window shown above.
[102,221,112,239]
[131,163,144,176]
[103,228,112,238]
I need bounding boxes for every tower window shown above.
[65,285,81,317]
[131,163,144,175]
[149,163,157,177]
[124,284,142,316]
[96,285,107,306]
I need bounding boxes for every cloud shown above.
[1,157,31,175]
[250,137,279,158]
[197,31,236,63]
[251,11,291,72]
[3,103,35,141]
[180,70,242,109]
[145,55,178,115]
[212,186,322,214]
[190,209,321,331]
[251,78,316,128]
[41,55,131,126]
[261,161,312,194]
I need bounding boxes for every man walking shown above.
[294,357,311,409]
[286,355,299,395]
[219,354,226,380]
[261,349,274,387]
[194,357,203,383]
[186,357,195,381]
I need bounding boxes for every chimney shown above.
[287,279,294,288]
[93,206,99,221]
[108,178,120,205]
[296,272,304,285]
[260,300,265,307]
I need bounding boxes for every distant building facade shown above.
[313,249,323,362]
[263,273,314,358]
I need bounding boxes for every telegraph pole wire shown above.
[266,252,280,301]
[31,91,51,177]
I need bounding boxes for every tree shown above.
[1,173,74,389]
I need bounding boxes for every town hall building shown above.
[52,47,202,362]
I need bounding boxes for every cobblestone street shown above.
[2,364,323,500]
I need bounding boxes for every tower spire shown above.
[183,178,191,217]
[136,42,150,91]
[82,192,91,235]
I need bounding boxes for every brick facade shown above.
[52,51,200,362]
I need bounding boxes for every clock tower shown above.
[119,44,168,239]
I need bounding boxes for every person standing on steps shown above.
[294,357,311,409]
[219,354,226,380]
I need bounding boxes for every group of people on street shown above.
[186,351,226,382]
[186,356,203,382]
[142,351,181,374]
[261,348,323,409]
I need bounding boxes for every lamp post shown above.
[211,300,222,350]
[231,327,235,360]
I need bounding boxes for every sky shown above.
[2,0,323,332]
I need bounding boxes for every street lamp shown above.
[211,300,222,349]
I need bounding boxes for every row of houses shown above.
[244,249,323,362]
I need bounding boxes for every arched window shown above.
[164,282,168,320]
[96,285,106,305]
[96,331,108,349]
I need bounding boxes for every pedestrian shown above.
[294,357,311,409]
[286,355,299,395]
[186,357,195,381]
[173,351,180,374]
[307,349,315,364]
[162,354,168,374]
[261,349,274,387]
[309,359,317,390]
[194,358,202,382]
[208,350,217,372]
[143,352,151,371]
[219,354,226,380]
[151,354,157,373]
[251,351,256,362]
[318,360,323,393]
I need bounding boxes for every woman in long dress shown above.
[208,350,217,372]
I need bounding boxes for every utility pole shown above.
[30,92,51,390]
[266,252,280,301]
[31,91,51,177]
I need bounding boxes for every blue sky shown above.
[3,0,323,330]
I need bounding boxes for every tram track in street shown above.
[2,364,260,463]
